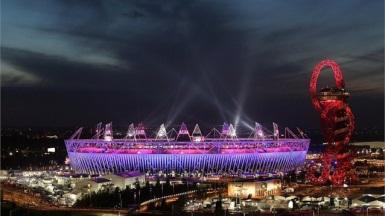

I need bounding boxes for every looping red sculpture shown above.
[307,59,356,186]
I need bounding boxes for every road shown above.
[1,184,130,215]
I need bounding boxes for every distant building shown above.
[104,171,145,189]
[0,170,8,180]
[350,141,384,154]
[228,179,281,199]
[55,173,94,185]
[351,141,384,162]
[72,177,111,193]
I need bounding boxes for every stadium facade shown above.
[65,122,310,175]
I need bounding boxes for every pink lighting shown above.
[177,122,190,135]
[135,123,147,139]
[192,124,204,142]
[65,122,310,174]
[307,59,355,186]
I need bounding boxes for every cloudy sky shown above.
[1,0,384,132]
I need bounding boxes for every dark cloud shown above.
[1,0,384,132]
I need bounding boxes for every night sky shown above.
[1,0,384,132]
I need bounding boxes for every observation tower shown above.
[308,59,355,186]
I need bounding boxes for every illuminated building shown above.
[65,122,309,175]
[227,180,282,198]
[104,171,145,189]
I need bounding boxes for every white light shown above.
[230,130,237,137]
[9,152,13,156]
[104,123,113,141]
[229,124,237,137]
[288,200,294,209]
[193,137,202,142]
[157,124,167,139]
[64,157,71,165]
[126,123,135,137]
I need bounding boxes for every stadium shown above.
[65,123,310,175]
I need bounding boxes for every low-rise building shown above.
[104,171,145,189]
[72,177,111,193]
[228,179,281,199]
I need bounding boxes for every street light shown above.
[161,183,164,196]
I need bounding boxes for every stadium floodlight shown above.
[135,123,146,139]
[178,122,189,135]
[192,124,204,142]
[255,122,265,140]
[221,123,229,135]
[104,122,113,141]
[273,122,279,140]
[221,123,236,138]
[95,122,102,139]
[126,123,135,139]
[176,122,191,141]
[228,124,237,138]
[156,123,168,140]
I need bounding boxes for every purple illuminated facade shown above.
[65,123,310,175]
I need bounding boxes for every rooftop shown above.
[350,141,385,149]
[93,177,111,183]
[116,171,143,178]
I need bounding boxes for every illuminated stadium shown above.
[65,123,310,175]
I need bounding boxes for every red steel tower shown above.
[307,59,355,186]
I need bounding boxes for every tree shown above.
[155,178,161,197]
[135,178,140,191]
[214,195,224,216]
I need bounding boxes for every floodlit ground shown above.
[2,176,384,216]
